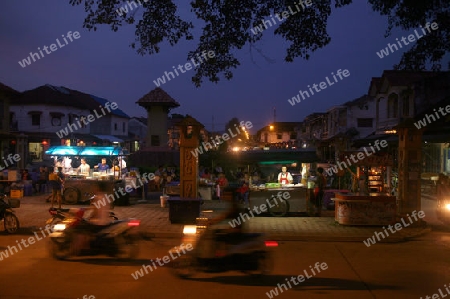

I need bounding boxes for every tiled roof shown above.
[0,82,20,98]
[90,94,130,118]
[136,87,181,107]
[17,84,100,110]
[343,94,372,107]
[13,85,130,118]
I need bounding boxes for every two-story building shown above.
[9,84,130,162]
[363,70,450,173]
[256,122,301,149]
[0,83,20,167]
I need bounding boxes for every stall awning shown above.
[228,149,319,164]
[45,146,128,156]
[93,135,124,143]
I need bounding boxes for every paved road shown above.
[0,230,449,298]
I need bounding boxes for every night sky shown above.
[0,1,421,133]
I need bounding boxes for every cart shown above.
[44,146,129,205]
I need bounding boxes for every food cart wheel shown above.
[63,187,80,205]
[267,198,290,217]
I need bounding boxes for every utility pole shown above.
[273,107,276,123]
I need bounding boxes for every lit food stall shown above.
[44,146,130,205]
[333,151,396,225]
[232,150,318,216]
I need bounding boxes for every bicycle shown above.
[267,194,289,217]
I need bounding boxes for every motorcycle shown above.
[0,193,20,234]
[436,194,450,224]
[46,194,118,230]
[168,217,278,278]
[48,212,141,261]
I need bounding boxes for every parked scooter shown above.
[0,193,20,234]
[168,217,278,278]
[48,212,140,260]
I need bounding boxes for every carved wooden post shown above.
[178,116,203,198]
[397,123,423,220]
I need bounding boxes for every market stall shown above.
[44,146,131,205]
[332,151,396,225]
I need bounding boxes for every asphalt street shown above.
[0,195,445,298]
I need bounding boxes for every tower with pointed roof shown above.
[136,88,180,149]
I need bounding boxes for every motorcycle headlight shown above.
[53,224,66,231]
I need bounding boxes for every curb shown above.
[138,226,432,242]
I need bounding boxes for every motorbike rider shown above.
[197,199,245,259]
[67,181,112,254]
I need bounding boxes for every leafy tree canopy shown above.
[69,0,449,86]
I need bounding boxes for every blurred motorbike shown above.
[0,193,20,234]
[436,194,450,224]
[168,217,278,278]
[48,211,140,260]
[46,194,118,230]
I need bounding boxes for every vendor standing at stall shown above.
[94,158,110,172]
[278,166,293,185]
[77,158,91,176]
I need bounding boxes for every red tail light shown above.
[264,241,278,247]
[128,219,140,226]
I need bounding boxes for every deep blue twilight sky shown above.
[0,1,433,133]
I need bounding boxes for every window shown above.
[387,93,398,118]
[114,123,118,130]
[151,135,160,146]
[50,112,64,126]
[402,96,410,117]
[290,132,297,139]
[31,114,40,126]
[277,133,282,140]
[79,115,86,128]
[68,114,77,124]
[357,118,373,127]
[122,122,125,133]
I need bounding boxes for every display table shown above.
[333,192,396,225]
[249,187,308,213]
[323,189,350,210]
[199,185,214,200]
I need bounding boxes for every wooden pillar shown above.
[397,124,423,218]
[178,117,203,198]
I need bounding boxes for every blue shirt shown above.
[97,163,110,171]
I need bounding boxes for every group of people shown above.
[277,165,326,216]
[45,157,127,209]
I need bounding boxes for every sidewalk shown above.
[3,193,431,242]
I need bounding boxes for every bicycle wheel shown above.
[267,198,289,217]
[63,187,80,204]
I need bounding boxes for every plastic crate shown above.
[10,190,23,198]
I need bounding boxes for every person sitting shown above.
[77,158,91,176]
[201,169,212,180]
[94,158,109,172]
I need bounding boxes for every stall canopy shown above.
[45,146,128,156]
[228,149,319,164]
